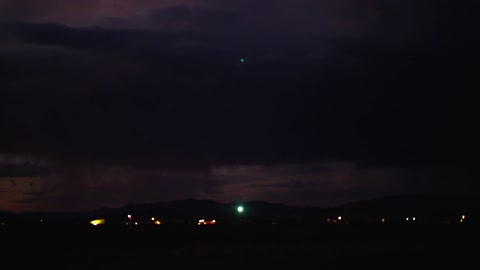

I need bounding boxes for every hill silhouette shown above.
[1,194,479,225]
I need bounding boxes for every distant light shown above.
[198,219,215,225]
[412,217,416,221]
[338,216,342,220]
[134,222,138,225]
[237,206,244,213]
[127,214,132,220]
[151,217,155,221]
[90,219,105,226]
[155,220,161,225]
[381,218,385,223]
[406,217,409,221]
[240,58,245,63]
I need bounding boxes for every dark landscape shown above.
[1,195,478,269]
[1,1,479,268]
[2,220,477,269]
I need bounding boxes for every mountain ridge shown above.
[1,194,479,225]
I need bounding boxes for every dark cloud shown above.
[10,165,221,211]
[0,0,101,25]
[0,163,50,178]
[1,0,478,169]
[0,0,60,21]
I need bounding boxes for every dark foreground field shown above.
[1,224,476,269]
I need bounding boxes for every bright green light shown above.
[240,58,245,63]
[237,206,244,213]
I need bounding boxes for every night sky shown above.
[0,0,479,212]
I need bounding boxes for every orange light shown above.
[198,219,215,225]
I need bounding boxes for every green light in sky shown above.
[237,206,244,213]
[240,58,245,63]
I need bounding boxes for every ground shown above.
[1,224,475,269]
